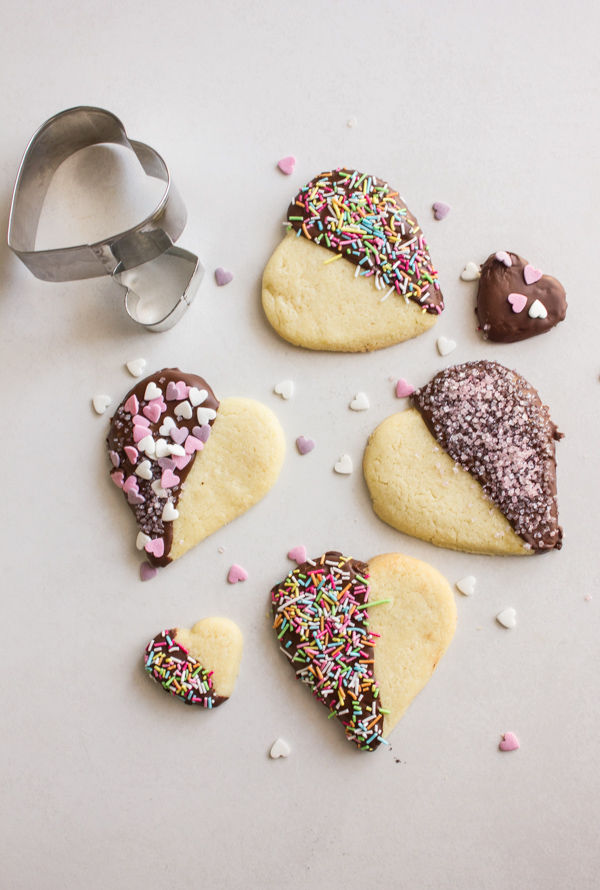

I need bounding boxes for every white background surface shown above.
[1,2,599,888]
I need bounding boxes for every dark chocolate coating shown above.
[476,252,567,342]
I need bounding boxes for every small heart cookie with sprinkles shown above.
[271,551,456,751]
[476,251,567,342]
[363,361,563,555]
[144,618,243,707]
[262,168,443,352]
[107,369,285,567]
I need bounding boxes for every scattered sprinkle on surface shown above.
[214,267,233,286]
[92,394,112,415]
[499,731,520,752]
[349,392,370,411]
[496,607,517,629]
[126,358,147,378]
[227,564,248,584]
[455,576,476,596]
[334,454,353,475]
[269,738,291,759]
[277,156,296,175]
[432,201,451,221]
[436,336,456,356]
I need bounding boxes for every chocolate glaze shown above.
[107,369,219,567]
[476,252,567,342]
[412,361,563,552]
[286,168,443,314]
[271,551,384,751]
[144,628,226,707]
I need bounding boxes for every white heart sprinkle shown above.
[162,500,179,522]
[188,387,208,407]
[334,454,353,475]
[92,394,112,415]
[349,392,370,411]
[159,416,176,436]
[138,435,156,457]
[167,443,186,457]
[460,262,481,281]
[136,531,151,551]
[274,380,295,400]
[144,382,162,401]
[456,575,476,596]
[135,459,152,480]
[437,336,457,356]
[174,400,193,420]
[528,299,548,319]
[197,407,217,425]
[151,480,169,498]
[126,358,147,378]
[155,438,171,458]
[269,738,291,759]
[496,607,517,629]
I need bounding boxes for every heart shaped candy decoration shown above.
[144,618,243,706]
[108,368,285,568]
[271,551,456,750]
[476,251,566,342]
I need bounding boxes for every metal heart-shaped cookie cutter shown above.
[7,106,202,332]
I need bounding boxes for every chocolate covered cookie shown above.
[476,251,567,342]
[363,361,563,555]
[107,369,285,567]
[262,168,443,352]
[271,551,456,751]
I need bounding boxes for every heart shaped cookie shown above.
[107,368,285,567]
[144,618,243,706]
[262,168,443,352]
[271,551,456,750]
[476,251,567,342]
[363,361,563,554]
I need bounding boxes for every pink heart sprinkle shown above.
[124,394,139,415]
[227,563,248,584]
[145,537,165,559]
[143,403,162,424]
[110,471,124,488]
[133,414,150,427]
[432,201,450,220]
[395,378,415,398]
[277,155,296,175]
[175,382,189,399]
[495,251,512,267]
[122,475,138,494]
[170,426,189,445]
[296,436,315,455]
[523,264,542,285]
[171,454,192,471]
[287,545,307,564]
[499,731,520,752]
[124,445,138,465]
[215,267,233,287]
[508,292,528,314]
[161,469,180,489]
[148,396,166,414]
[133,424,150,443]
[140,561,158,582]
[127,491,145,506]
[192,425,211,443]
[157,457,176,470]
[109,450,120,468]
[184,435,203,454]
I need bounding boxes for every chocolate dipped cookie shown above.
[262,168,443,352]
[476,251,567,342]
[107,369,285,567]
[271,551,456,751]
[363,361,563,555]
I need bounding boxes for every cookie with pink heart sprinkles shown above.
[476,251,567,342]
[107,368,285,569]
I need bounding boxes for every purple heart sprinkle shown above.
[158,457,176,470]
[432,201,451,221]
[140,561,158,582]
[127,491,146,506]
[296,435,315,455]
[215,267,233,287]
[109,450,120,468]
[193,425,211,443]
[165,381,179,401]
[170,426,189,445]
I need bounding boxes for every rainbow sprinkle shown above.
[286,168,443,314]
[271,551,386,751]
[144,629,223,707]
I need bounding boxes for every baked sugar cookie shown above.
[476,251,567,342]
[108,369,285,567]
[144,618,243,706]
[271,551,456,750]
[262,168,443,352]
[364,361,562,555]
